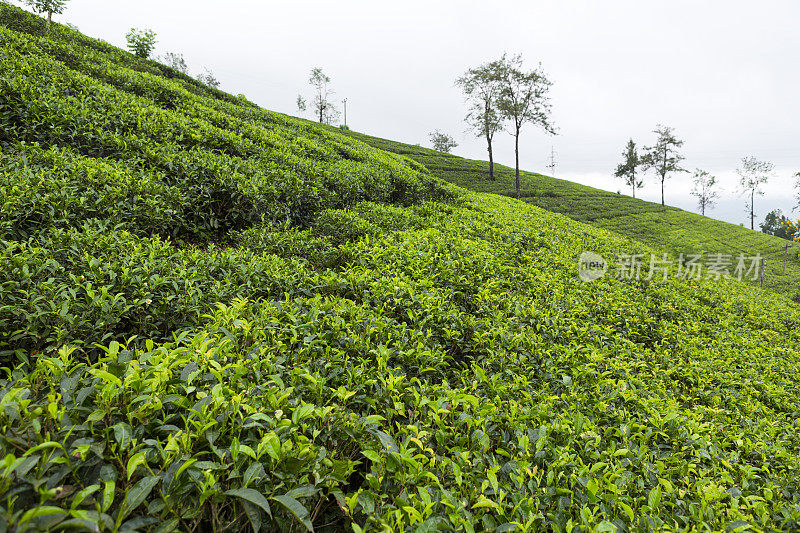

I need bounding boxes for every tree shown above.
[297,68,339,124]
[794,172,800,212]
[126,28,157,59]
[196,68,220,88]
[160,52,188,74]
[760,209,793,239]
[737,156,774,230]
[613,139,643,198]
[641,125,687,206]
[690,168,720,216]
[23,0,68,35]
[494,53,556,199]
[429,130,458,153]
[456,61,504,180]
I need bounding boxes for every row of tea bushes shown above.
[2,195,799,531]
[339,129,800,299]
[0,198,457,366]
[0,17,456,242]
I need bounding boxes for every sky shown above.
[20,0,800,226]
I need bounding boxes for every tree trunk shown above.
[46,11,52,35]
[631,183,635,198]
[661,147,667,206]
[514,127,520,199]
[487,135,494,181]
[750,189,755,230]
[701,187,705,216]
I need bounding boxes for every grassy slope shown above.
[341,130,800,298]
[1,6,800,532]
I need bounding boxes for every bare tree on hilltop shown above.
[494,53,556,199]
[614,139,643,198]
[297,68,339,125]
[737,156,774,230]
[690,169,720,216]
[456,60,504,180]
[197,68,221,89]
[160,52,189,74]
[642,124,687,206]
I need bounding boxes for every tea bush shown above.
[2,197,800,531]
[0,220,319,365]
[0,15,457,241]
[2,5,800,532]
[339,129,800,298]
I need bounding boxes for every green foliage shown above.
[0,221,315,366]
[23,0,68,15]
[428,130,457,153]
[125,28,157,59]
[21,0,67,17]
[340,128,800,298]
[614,139,643,198]
[3,5,800,531]
[760,209,794,240]
[0,14,456,242]
[641,125,687,206]
[3,197,800,531]
[21,0,67,34]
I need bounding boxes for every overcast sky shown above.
[23,0,800,226]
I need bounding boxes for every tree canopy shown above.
[614,139,643,198]
[494,53,555,198]
[456,61,504,180]
[641,125,686,206]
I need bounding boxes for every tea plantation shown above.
[2,5,800,532]
[340,131,800,299]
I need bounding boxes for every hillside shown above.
[341,130,800,299]
[2,5,800,532]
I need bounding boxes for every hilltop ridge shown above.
[340,129,800,298]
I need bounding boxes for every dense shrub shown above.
[2,197,800,531]
[340,128,800,298]
[2,5,800,531]
[0,12,458,242]
[0,221,315,366]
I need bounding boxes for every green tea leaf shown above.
[119,475,159,521]
[648,485,661,509]
[126,452,147,481]
[225,488,272,517]
[272,494,312,531]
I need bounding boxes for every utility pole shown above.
[342,98,347,127]
[547,146,557,177]
[784,243,789,275]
